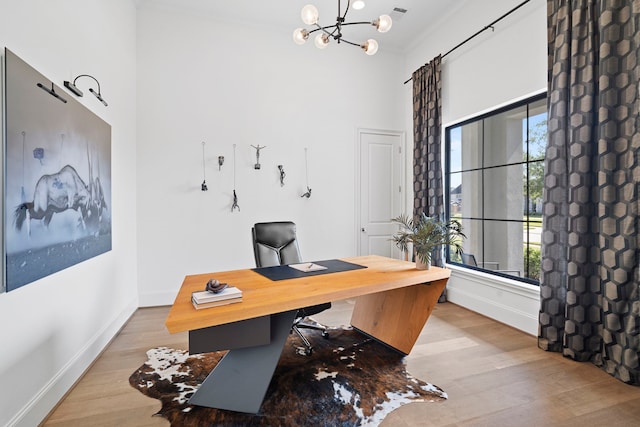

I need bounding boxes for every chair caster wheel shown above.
[305,347,313,356]
[321,331,329,339]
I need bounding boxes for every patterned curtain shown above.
[539,0,640,384]
[412,55,444,266]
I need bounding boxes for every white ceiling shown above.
[134,0,468,53]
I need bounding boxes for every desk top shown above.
[165,255,450,334]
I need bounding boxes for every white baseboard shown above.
[138,290,176,307]
[9,298,138,427]
[445,265,540,336]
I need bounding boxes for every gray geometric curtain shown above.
[539,0,640,385]
[412,55,444,266]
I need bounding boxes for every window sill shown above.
[444,263,540,335]
[446,263,540,297]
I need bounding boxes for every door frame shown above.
[354,127,407,256]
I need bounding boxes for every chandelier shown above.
[292,0,392,56]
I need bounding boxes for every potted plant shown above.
[391,213,465,269]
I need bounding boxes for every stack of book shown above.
[191,286,243,310]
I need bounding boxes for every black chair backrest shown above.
[461,253,478,267]
[252,222,302,267]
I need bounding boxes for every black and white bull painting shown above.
[3,48,112,292]
[13,164,107,237]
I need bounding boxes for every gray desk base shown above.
[188,310,297,413]
[189,316,272,354]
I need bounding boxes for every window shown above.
[445,94,546,284]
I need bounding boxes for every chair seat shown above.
[297,302,331,318]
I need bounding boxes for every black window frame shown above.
[444,93,546,285]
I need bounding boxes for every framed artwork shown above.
[2,48,112,292]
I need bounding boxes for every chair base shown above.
[292,319,329,355]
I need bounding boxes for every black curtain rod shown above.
[403,0,531,85]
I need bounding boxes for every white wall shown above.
[0,1,548,424]
[136,4,405,306]
[0,1,138,426]
[403,0,547,335]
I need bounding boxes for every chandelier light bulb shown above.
[374,14,393,33]
[293,28,309,45]
[315,33,330,49]
[352,0,365,10]
[363,39,378,55]
[301,4,319,25]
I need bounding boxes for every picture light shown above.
[64,74,108,106]
[37,82,67,103]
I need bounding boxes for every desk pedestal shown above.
[188,310,297,413]
[350,279,447,354]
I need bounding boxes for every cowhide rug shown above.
[129,326,446,426]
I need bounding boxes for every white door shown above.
[356,129,405,258]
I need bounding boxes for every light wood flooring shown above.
[43,300,640,426]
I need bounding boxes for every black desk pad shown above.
[252,259,367,281]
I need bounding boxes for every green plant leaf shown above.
[390,213,466,264]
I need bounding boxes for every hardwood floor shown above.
[43,300,640,426]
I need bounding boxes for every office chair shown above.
[251,221,331,354]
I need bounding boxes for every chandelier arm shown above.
[307,21,372,37]
[308,25,340,37]
[336,38,362,47]
[339,21,375,27]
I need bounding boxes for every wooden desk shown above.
[166,255,449,413]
